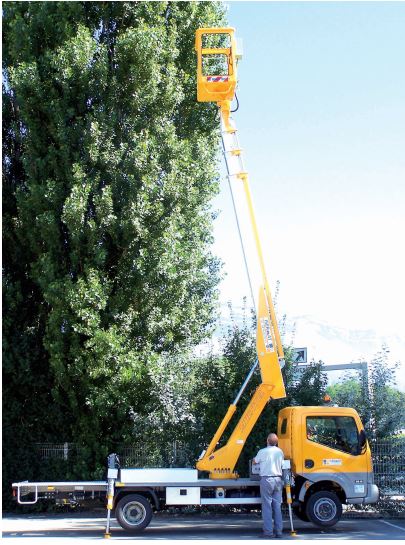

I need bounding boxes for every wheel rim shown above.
[313,497,337,522]
[122,501,147,526]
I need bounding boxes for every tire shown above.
[115,494,153,532]
[293,502,309,522]
[305,491,342,527]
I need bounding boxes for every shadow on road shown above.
[2,514,405,540]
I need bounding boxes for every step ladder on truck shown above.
[12,27,379,537]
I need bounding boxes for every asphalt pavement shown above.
[2,512,405,543]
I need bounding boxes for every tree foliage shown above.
[188,304,328,475]
[327,346,405,438]
[3,1,226,505]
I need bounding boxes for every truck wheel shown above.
[305,491,342,527]
[293,502,309,522]
[116,494,153,532]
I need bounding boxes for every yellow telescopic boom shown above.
[195,27,286,479]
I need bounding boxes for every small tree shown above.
[327,345,405,438]
[191,303,328,476]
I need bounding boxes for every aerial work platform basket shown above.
[195,27,239,103]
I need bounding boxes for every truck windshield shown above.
[306,416,360,455]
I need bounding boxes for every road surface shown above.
[2,512,405,542]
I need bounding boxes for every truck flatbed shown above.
[13,477,259,492]
[13,480,107,493]
[12,476,262,506]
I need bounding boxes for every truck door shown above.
[300,413,370,501]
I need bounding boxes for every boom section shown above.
[195,28,286,479]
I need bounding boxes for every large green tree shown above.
[3,0,226,501]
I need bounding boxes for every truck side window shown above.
[280,418,287,435]
[306,416,360,455]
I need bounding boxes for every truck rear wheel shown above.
[116,494,153,532]
[305,491,342,527]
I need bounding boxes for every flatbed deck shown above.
[13,477,260,492]
[13,480,107,492]
[12,476,262,506]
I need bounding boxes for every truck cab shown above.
[278,406,379,526]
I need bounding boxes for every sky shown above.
[209,2,405,389]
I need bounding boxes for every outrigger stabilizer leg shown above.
[283,461,297,537]
[104,453,120,538]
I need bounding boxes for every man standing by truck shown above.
[254,433,284,538]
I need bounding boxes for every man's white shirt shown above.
[254,446,284,477]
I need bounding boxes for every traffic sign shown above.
[292,348,307,364]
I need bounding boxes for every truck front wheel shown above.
[116,494,153,532]
[305,491,342,527]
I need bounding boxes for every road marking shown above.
[379,520,405,532]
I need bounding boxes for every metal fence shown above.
[35,436,405,518]
[365,437,405,518]
[371,437,405,496]
[34,442,81,461]
[118,441,194,469]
